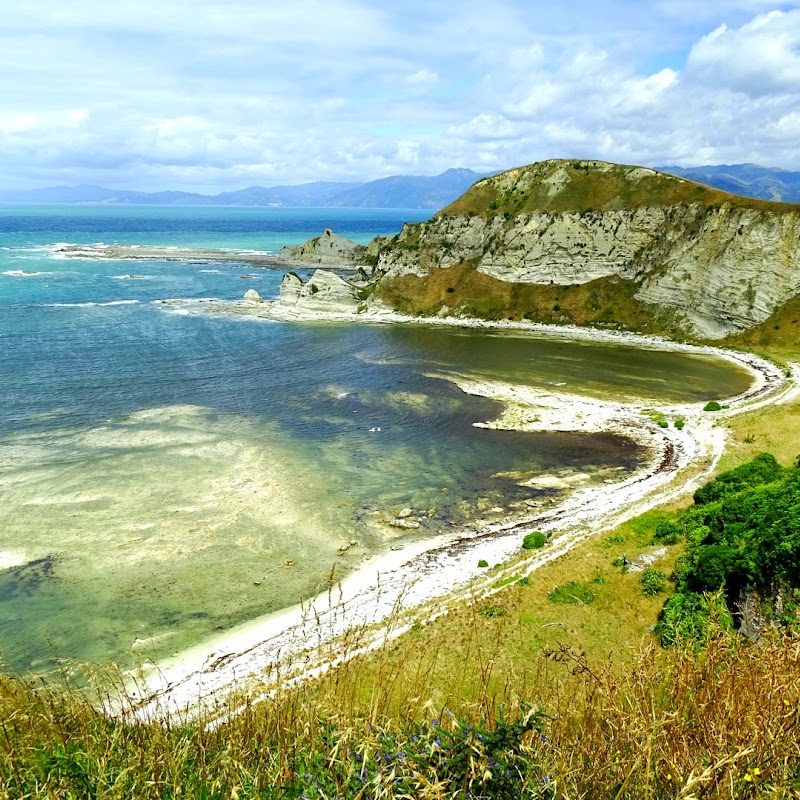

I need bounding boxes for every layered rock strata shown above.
[279,270,361,313]
[372,160,800,338]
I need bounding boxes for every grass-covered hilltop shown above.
[363,159,800,342]
[4,160,800,799]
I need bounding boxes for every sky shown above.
[2,0,800,191]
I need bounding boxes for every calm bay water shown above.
[0,205,753,673]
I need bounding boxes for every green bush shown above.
[653,520,682,545]
[654,452,800,645]
[478,559,489,568]
[655,590,733,646]
[548,582,595,605]
[522,531,546,550]
[658,420,669,428]
[675,419,685,430]
[702,401,722,412]
[693,452,783,505]
[640,568,667,596]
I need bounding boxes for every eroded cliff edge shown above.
[360,159,800,339]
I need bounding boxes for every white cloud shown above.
[405,68,439,85]
[1,1,800,190]
[687,10,800,95]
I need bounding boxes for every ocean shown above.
[0,204,753,673]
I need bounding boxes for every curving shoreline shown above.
[115,301,796,722]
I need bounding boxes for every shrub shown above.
[548,582,595,605]
[658,420,669,428]
[653,520,681,545]
[478,559,489,568]
[552,303,561,312]
[611,556,629,572]
[693,452,783,505]
[675,419,685,430]
[480,604,503,618]
[641,568,667,596]
[690,545,741,592]
[522,531,546,550]
[703,401,722,412]
[655,590,733,646]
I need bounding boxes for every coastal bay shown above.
[0,205,758,679]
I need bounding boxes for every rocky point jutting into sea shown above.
[261,159,800,340]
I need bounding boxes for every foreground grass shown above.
[1,493,797,798]
[1,626,798,798]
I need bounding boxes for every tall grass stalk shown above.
[0,599,798,798]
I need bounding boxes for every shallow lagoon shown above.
[0,206,754,672]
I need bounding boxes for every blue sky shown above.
[2,0,800,191]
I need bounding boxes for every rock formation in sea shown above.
[243,289,263,303]
[279,269,361,313]
[277,228,366,267]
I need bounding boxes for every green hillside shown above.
[438,159,798,218]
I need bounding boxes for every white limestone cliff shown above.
[372,160,800,338]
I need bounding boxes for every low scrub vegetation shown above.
[522,531,546,549]
[655,452,800,645]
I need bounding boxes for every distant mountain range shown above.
[2,164,799,209]
[656,164,800,203]
[0,168,487,210]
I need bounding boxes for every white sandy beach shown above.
[113,300,796,722]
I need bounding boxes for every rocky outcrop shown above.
[371,160,800,338]
[277,228,366,267]
[278,269,361,313]
[242,289,263,303]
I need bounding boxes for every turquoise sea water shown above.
[0,205,753,673]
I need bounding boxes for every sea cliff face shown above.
[370,160,800,338]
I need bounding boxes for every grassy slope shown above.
[377,261,686,333]
[439,158,799,217]
[725,295,800,362]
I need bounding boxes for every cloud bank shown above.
[2,1,800,190]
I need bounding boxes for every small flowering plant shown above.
[285,703,553,798]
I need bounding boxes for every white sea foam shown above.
[2,269,55,277]
[47,300,141,308]
[112,274,152,280]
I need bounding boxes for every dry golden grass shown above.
[376,261,683,334]
[440,159,798,218]
[1,615,798,798]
